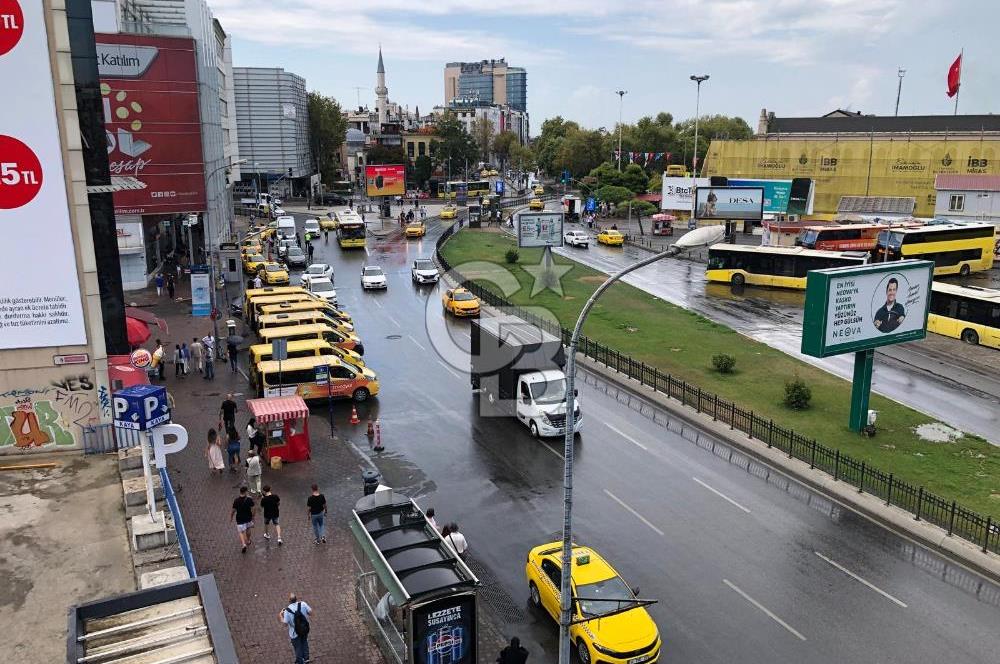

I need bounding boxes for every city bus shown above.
[443,180,490,200]
[706,244,870,289]
[796,223,890,252]
[874,223,995,276]
[336,209,367,248]
[256,355,379,402]
[928,282,1000,349]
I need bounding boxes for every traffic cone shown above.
[350,405,360,425]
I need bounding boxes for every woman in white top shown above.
[441,522,468,557]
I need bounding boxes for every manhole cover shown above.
[386,334,402,340]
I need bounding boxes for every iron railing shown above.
[82,424,142,455]
[435,223,1000,556]
[160,467,197,578]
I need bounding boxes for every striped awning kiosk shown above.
[247,396,310,463]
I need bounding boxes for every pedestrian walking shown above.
[205,428,225,474]
[497,637,529,664]
[230,485,255,553]
[323,228,329,243]
[442,522,468,558]
[180,342,190,376]
[204,336,216,380]
[261,485,282,544]
[227,336,239,372]
[173,344,183,378]
[280,594,312,664]
[253,274,262,289]
[190,337,205,375]
[153,340,165,381]
[167,273,176,299]
[155,273,164,297]
[220,394,238,432]
[306,484,327,544]
[307,243,314,261]
[246,417,264,457]
[225,427,241,471]
[245,450,263,495]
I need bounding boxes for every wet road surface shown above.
[286,211,1000,663]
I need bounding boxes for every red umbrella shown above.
[125,316,151,347]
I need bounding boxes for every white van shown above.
[276,216,297,240]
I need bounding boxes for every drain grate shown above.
[385,334,402,340]
[464,557,528,624]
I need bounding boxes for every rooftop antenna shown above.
[352,86,364,109]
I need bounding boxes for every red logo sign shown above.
[130,348,153,369]
[0,0,24,56]
[0,134,42,209]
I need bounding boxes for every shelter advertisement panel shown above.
[517,212,564,247]
[365,164,405,197]
[801,260,933,357]
[95,33,206,215]
[411,593,477,664]
[695,187,764,220]
[190,266,211,317]
[0,0,88,349]
[661,176,709,210]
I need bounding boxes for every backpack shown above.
[291,602,310,638]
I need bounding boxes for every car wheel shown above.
[528,582,541,608]
[961,329,980,345]
[731,273,746,287]
[529,420,540,438]
[576,639,591,664]
[352,387,370,402]
[959,263,971,277]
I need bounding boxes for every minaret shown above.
[375,47,388,128]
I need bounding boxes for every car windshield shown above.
[249,255,264,262]
[414,260,434,270]
[288,248,303,256]
[311,281,334,292]
[453,292,476,301]
[530,377,566,404]
[364,268,383,277]
[576,576,636,618]
[307,265,326,274]
[265,264,283,272]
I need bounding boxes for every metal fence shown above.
[82,424,142,455]
[435,223,1000,556]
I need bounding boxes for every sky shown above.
[213,0,998,135]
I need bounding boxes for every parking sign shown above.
[112,384,170,431]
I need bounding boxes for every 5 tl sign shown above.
[0,0,24,57]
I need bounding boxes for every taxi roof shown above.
[256,354,343,373]
[533,542,618,584]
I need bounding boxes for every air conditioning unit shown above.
[787,214,800,223]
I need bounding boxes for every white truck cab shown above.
[516,369,582,438]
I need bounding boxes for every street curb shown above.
[576,354,1000,584]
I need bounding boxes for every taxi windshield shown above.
[453,292,476,301]
[576,576,635,618]
[265,264,283,272]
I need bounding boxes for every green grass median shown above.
[441,228,1000,518]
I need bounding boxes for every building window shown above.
[949,194,965,211]
[418,142,426,157]
[407,141,415,158]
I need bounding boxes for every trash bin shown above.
[226,320,237,337]
[362,469,381,496]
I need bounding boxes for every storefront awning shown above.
[247,396,308,423]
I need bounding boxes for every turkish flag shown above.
[946,53,962,98]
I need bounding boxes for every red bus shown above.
[796,224,889,252]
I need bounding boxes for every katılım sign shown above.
[801,260,933,358]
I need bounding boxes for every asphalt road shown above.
[542,210,1000,445]
[285,210,1000,664]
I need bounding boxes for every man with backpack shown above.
[280,593,312,664]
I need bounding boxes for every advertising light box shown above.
[695,186,764,220]
[517,212,563,248]
[365,164,405,197]
[801,260,933,358]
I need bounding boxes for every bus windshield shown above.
[339,224,366,239]
[876,230,904,249]
[799,230,819,247]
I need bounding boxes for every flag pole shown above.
[954,48,963,115]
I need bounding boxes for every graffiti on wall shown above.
[0,373,101,452]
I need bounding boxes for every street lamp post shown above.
[615,90,627,171]
[689,74,709,227]
[204,157,247,355]
[556,226,725,664]
[894,68,906,117]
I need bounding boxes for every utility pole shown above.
[689,74,709,227]
[615,90,627,171]
[894,68,906,116]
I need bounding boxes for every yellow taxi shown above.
[440,205,458,220]
[597,229,625,246]
[404,221,426,238]
[441,288,481,317]
[529,198,544,211]
[319,216,337,231]
[257,262,289,285]
[243,253,268,274]
[526,543,661,664]
[534,185,545,195]
[242,241,262,257]
[489,169,499,177]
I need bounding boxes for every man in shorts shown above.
[261,485,282,545]
[231,486,255,553]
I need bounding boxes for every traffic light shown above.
[288,168,293,178]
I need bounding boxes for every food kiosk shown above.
[246,396,311,464]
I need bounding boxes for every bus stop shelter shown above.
[350,489,479,664]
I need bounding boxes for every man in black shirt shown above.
[873,277,906,334]
[220,394,238,432]
[261,485,282,545]
[306,484,327,544]
[231,486,255,553]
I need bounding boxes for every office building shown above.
[444,59,527,112]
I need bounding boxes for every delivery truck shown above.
[471,315,582,438]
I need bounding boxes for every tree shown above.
[621,164,650,194]
[674,114,753,174]
[307,92,348,186]
[508,142,536,178]
[492,131,519,171]
[534,116,578,175]
[594,185,633,206]
[434,112,478,178]
[413,155,433,189]
[552,127,605,179]
[471,117,494,164]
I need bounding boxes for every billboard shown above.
[411,593,477,664]
[801,260,932,358]
[0,0,88,349]
[365,164,405,197]
[96,33,206,215]
[661,176,709,211]
[728,178,792,214]
[695,187,764,220]
[517,212,564,247]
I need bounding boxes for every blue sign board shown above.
[456,183,468,207]
[112,385,171,431]
[315,364,329,386]
[729,179,792,214]
[190,265,211,317]
[495,180,505,195]
[585,197,596,212]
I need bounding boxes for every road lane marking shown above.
[407,335,427,352]
[388,316,401,328]
[692,477,751,514]
[813,552,908,608]
[436,359,462,380]
[723,579,807,641]
[603,489,664,536]
[372,298,383,308]
[540,441,564,460]
[364,246,371,257]
[605,423,647,451]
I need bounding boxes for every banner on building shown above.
[0,0,88,349]
[695,187,764,220]
[661,176,709,211]
[96,33,206,215]
[365,164,405,197]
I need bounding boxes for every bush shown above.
[504,249,519,264]
[711,354,736,374]
[784,378,812,410]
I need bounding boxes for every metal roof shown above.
[838,196,916,215]
[934,174,1000,191]
[474,314,562,347]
